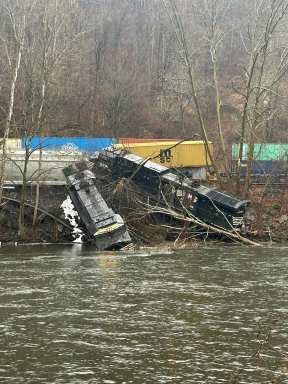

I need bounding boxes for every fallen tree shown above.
[94,171,262,247]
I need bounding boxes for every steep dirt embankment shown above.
[0,186,72,244]
[247,184,288,243]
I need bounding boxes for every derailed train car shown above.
[92,149,249,233]
[63,163,131,250]
[62,148,249,247]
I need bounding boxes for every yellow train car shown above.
[114,140,213,168]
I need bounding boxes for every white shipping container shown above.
[1,149,84,185]
[0,138,22,149]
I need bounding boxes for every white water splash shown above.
[61,196,84,243]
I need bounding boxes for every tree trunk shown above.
[0,34,24,201]
[235,54,258,194]
[33,80,46,227]
[18,147,29,239]
[243,136,255,198]
[211,48,230,177]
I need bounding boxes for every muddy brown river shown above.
[0,245,287,383]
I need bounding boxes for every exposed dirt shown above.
[246,185,288,243]
[0,186,72,244]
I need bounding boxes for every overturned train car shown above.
[92,149,249,233]
[63,163,131,250]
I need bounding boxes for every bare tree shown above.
[32,0,88,227]
[161,0,222,183]
[0,0,27,201]
[207,0,233,178]
[234,0,288,196]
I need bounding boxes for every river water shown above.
[0,245,287,384]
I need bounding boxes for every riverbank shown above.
[1,183,287,246]
[247,185,288,243]
[0,186,73,244]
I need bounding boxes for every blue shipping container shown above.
[21,137,116,153]
[232,160,288,176]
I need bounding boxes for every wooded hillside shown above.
[1,0,288,148]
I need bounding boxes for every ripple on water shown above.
[0,245,287,383]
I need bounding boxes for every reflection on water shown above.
[0,245,287,383]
